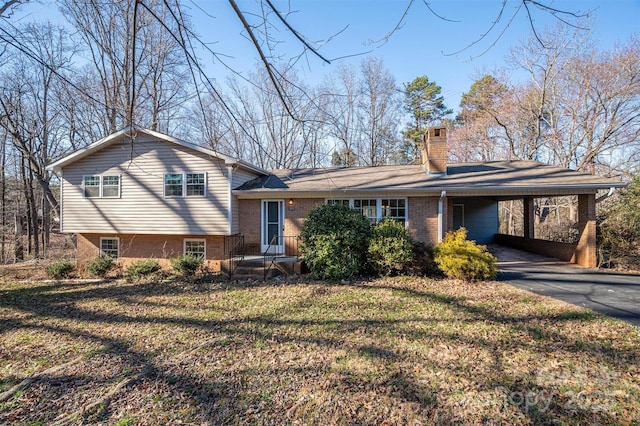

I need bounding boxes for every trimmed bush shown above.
[368,218,414,276]
[127,258,160,281]
[300,203,371,281]
[87,255,115,277]
[170,254,202,277]
[47,260,75,279]
[434,228,497,281]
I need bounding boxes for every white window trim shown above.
[99,237,120,259]
[184,238,206,259]
[101,175,121,198]
[325,197,408,225]
[82,175,100,198]
[164,172,207,198]
[83,175,121,198]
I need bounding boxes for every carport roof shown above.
[233,160,626,198]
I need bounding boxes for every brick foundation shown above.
[77,233,224,271]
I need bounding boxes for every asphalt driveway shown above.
[491,245,640,326]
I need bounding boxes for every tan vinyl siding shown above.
[229,168,261,235]
[62,135,231,235]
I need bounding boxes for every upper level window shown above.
[83,176,100,198]
[164,174,183,196]
[83,175,120,198]
[164,173,206,197]
[186,173,205,196]
[102,176,120,197]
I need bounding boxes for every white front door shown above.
[261,200,284,254]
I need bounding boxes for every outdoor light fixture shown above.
[289,198,294,205]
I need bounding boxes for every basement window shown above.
[184,239,206,262]
[100,237,119,259]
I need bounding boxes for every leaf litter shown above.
[0,275,638,424]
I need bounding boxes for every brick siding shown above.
[77,233,224,271]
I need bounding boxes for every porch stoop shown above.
[222,256,303,281]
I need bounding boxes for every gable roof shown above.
[46,126,269,175]
[234,161,626,198]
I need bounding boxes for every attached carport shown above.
[440,162,626,268]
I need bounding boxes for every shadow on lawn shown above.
[0,278,638,424]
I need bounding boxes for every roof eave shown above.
[233,183,627,199]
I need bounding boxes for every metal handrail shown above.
[263,235,300,280]
[224,235,245,278]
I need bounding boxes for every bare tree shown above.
[356,57,401,166]
[321,63,360,166]
[0,23,75,257]
[59,0,190,134]
[217,65,321,170]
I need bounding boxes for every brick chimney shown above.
[421,126,447,175]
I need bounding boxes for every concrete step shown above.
[225,257,303,280]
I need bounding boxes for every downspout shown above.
[596,187,617,203]
[227,166,234,235]
[438,190,446,243]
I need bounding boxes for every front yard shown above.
[1,274,639,425]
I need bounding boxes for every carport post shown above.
[574,194,597,268]
[523,197,535,240]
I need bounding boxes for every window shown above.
[184,239,205,262]
[84,175,120,198]
[164,174,183,197]
[186,173,205,196]
[382,199,406,225]
[100,238,119,259]
[354,199,377,223]
[325,198,408,225]
[102,176,120,197]
[83,176,100,198]
[327,199,350,207]
[164,173,206,197]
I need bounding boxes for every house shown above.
[46,126,625,273]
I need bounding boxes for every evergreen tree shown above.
[401,76,451,164]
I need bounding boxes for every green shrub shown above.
[170,254,202,277]
[87,255,115,277]
[434,228,497,281]
[368,218,414,276]
[598,175,640,269]
[127,258,160,281]
[300,203,371,281]
[47,260,75,279]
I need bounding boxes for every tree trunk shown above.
[14,212,23,262]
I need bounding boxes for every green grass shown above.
[0,276,639,424]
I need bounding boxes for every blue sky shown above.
[10,0,640,111]
[188,0,640,110]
